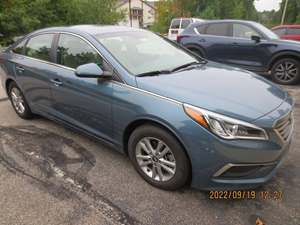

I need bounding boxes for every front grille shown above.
[274,112,293,142]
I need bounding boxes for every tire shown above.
[128,124,191,190]
[271,58,300,85]
[8,82,34,119]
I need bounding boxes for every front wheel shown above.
[128,125,191,190]
[271,58,300,85]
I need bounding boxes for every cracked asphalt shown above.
[0,83,299,225]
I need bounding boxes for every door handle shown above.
[199,38,206,42]
[50,78,63,87]
[16,66,25,72]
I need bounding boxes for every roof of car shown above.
[31,25,142,36]
[191,19,258,26]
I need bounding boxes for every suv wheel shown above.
[128,124,190,190]
[8,82,34,119]
[271,58,300,85]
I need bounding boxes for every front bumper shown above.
[180,100,293,190]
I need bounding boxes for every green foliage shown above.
[0,0,124,45]
[152,0,259,34]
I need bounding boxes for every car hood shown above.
[136,62,287,122]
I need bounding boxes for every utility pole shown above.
[129,0,132,27]
[281,0,289,25]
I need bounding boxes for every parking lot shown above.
[0,83,299,225]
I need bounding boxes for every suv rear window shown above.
[287,28,300,35]
[205,23,230,36]
[171,19,181,29]
[181,19,191,29]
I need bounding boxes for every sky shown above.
[254,0,282,12]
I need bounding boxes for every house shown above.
[117,0,157,28]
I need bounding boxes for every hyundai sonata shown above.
[0,26,294,190]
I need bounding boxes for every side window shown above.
[181,19,191,29]
[205,23,230,36]
[57,34,103,69]
[25,34,54,61]
[287,28,300,35]
[196,25,206,34]
[170,19,181,29]
[12,39,27,54]
[233,24,260,39]
[273,28,286,36]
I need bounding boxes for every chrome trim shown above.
[111,81,181,105]
[213,162,276,177]
[184,104,269,140]
[274,112,294,143]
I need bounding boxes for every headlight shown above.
[184,104,268,140]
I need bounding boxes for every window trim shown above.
[11,31,123,83]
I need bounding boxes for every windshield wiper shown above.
[136,70,171,77]
[171,61,207,72]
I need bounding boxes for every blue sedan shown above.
[0,25,294,190]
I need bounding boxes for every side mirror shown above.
[75,63,112,78]
[251,35,261,43]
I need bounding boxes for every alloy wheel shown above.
[274,61,298,82]
[135,137,176,182]
[10,87,26,114]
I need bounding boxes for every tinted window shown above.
[196,25,206,34]
[273,28,286,36]
[287,28,300,35]
[57,34,103,69]
[205,23,230,36]
[181,19,191,29]
[12,39,26,54]
[25,34,54,61]
[171,19,180,29]
[233,24,260,39]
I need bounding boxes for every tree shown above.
[0,0,124,45]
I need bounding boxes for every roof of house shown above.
[117,0,156,10]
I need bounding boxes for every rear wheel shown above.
[271,58,300,85]
[189,48,204,58]
[8,82,34,119]
[128,124,190,190]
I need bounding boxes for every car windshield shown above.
[96,31,198,75]
[253,22,279,39]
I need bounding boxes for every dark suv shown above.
[178,20,300,85]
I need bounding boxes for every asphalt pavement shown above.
[0,83,299,225]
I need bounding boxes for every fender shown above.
[183,44,206,57]
[268,51,300,69]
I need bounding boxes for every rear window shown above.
[196,25,206,34]
[287,28,300,35]
[205,23,230,36]
[181,19,191,29]
[25,34,54,62]
[170,19,181,29]
[273,28,286,36]
[12,39,27,54]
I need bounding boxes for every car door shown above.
[197,22,233,63]
[50,33,114,142]
[226,23,269,70]
[11,33,55,112]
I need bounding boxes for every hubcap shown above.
[274,61,298,82]
[135,137,176,182]
[10,88,25,114]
